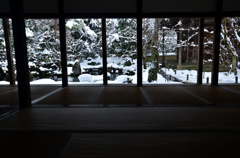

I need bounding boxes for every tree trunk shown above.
[222,18,237,75]
[142,20,148,69]
[3,18,16,85]
[148,18,160,82]
[162,30,166,67]
[178,31,182,68]
[232,56,237,75]
[55,19,61,70]
[55,19,58,51]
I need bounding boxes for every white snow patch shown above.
[78,74,93,82]
[42,49,51,55]
[0,81,10,85]
[115,75,132,83]
[66,21,79,29]
[30,79,60,84]
[26,28,34,37]
[110,33,120,42]
[85,26,97,38]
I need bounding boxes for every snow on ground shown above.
[143,68,180,84]
[0,81,10,85]
[67,67,73,75]
[78,74,93,82]
[30,79,61,85]
[218,70,240,83]
[115,75,132,83]
[163,68,240,84]
[163,68,197,83]
[1,55,240,84]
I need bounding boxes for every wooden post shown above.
[58,0,68,87]
[9,0,31,109]
[212,0,222,86]
[3,18,15,85]
[137,0,143,86]
[102,18,107,85]
[197,18,204,84]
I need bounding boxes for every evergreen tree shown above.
[66,19,102,60]
[106,19,137,59]
[0,19,5,62]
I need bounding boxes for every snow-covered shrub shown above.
[78,74,93,82]
[124,70,135,76]
[116,75,133,83]
[148,68,157,82]
[124,60,132,67]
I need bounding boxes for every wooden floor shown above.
[1,85,240,157]
[1,107,240,157]
[1,85,240,106]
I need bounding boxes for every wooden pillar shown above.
[212,0,222,86]
[137,0,143,86]
[58,0,68,87]
[197,18,204,84]
[3,18,15,85]
[102,18,107,85]
[9,0,31,109]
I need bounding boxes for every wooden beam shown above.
[9,0,31,109]
[2,18,15,86]
[102,18,107,85]
[197,18,204,84]
[137,0,143,86]
[58,0,68,87]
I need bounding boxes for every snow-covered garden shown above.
[0,18,240,85]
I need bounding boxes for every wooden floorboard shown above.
[182,86,240,104]
[0,91,19,105]
[223,85,240,92]
[1,107,240,131]
[36,87,101,105]
[0,86,17,94]
[0,131,69,158]
[143,87,205,104]
[95,87,147,104]
[0,108,159,131]
[30,86,60,101]
[59,132,240,158]
[153,107,240,130]
[0,107,240,157]
[1,85,240,157]
[0,107,17,116]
